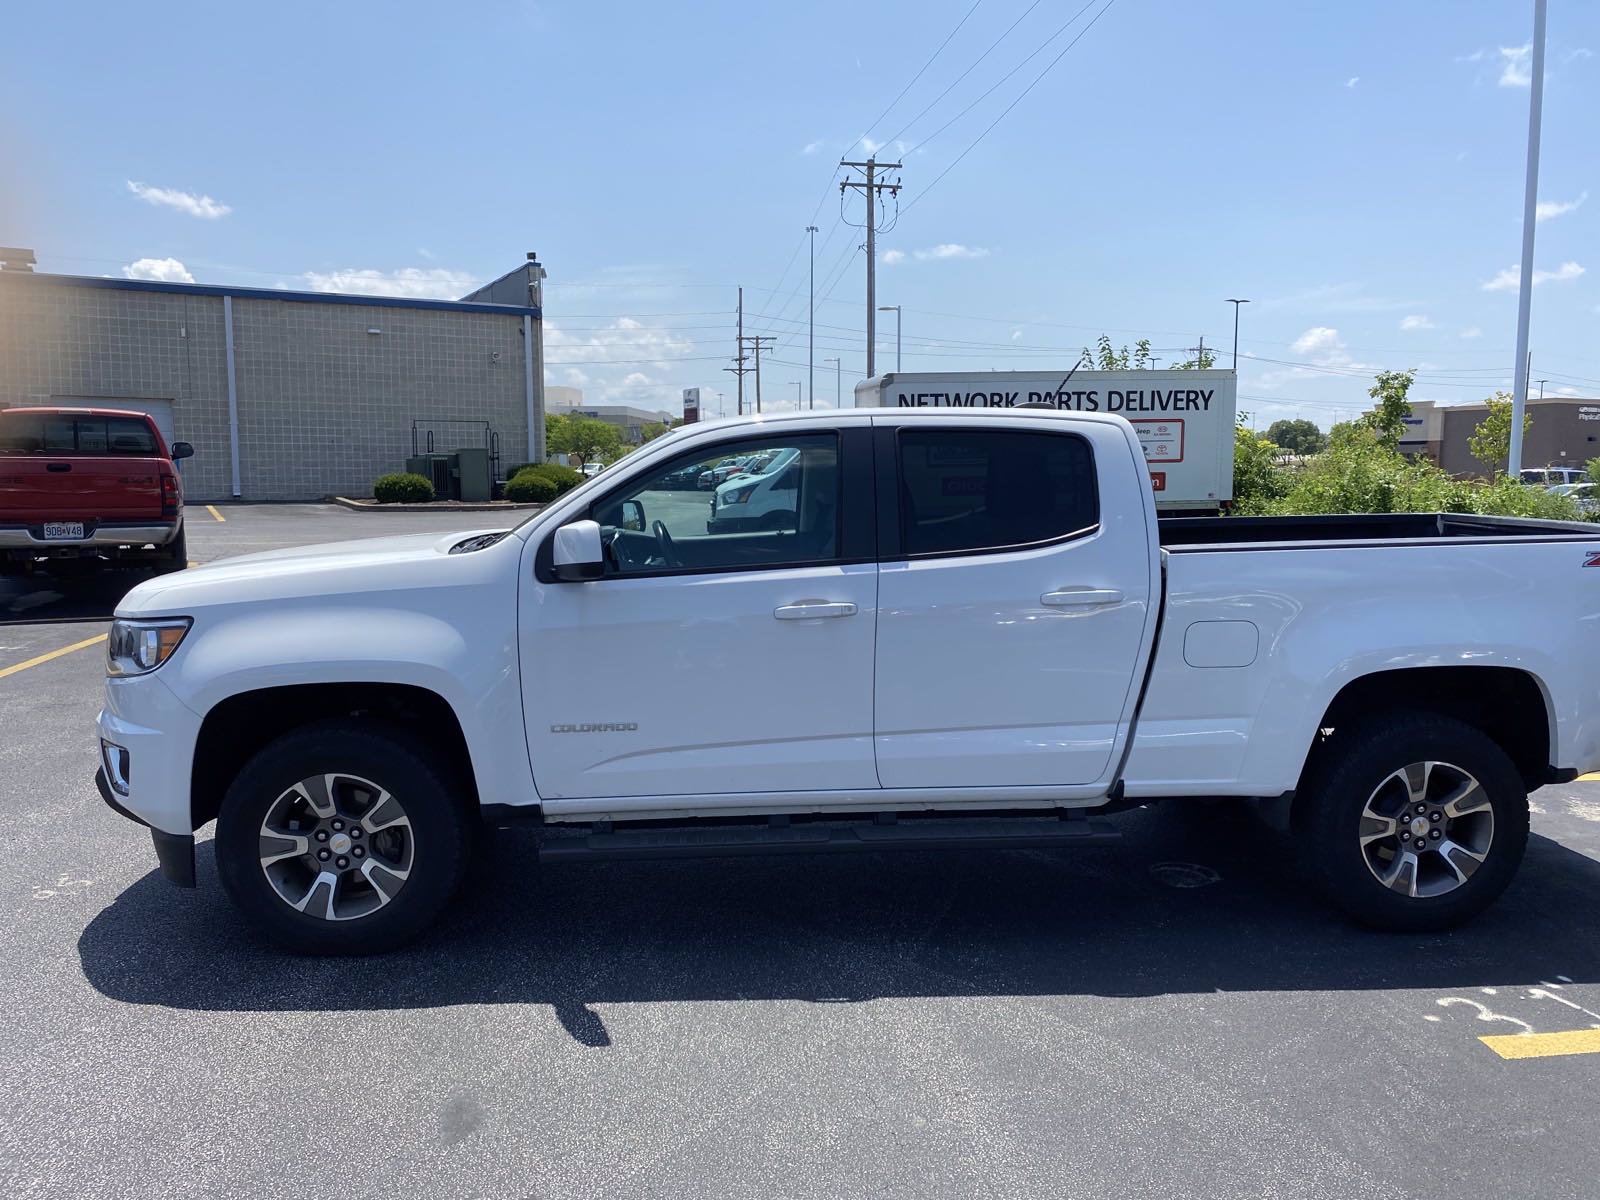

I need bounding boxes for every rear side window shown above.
[0,414,158,455]
[897,428,1098,557]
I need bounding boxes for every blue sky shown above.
[3,0,1596,427]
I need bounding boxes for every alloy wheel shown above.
[1358,760,1494,900]
[257,773,415,921]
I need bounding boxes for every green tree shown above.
[1589,458,1600,487]
[1169,343,1217,370]
[1264,419,1327,456]
[1079,335,1152,371]
[1466,392,1530,476]
[546,412,621,469]
[1361,369,1415,450]
[639,421,670,444]
[1232,420,1289,513]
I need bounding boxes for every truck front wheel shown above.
[215,720,471,954]
[1293,712,1529,931]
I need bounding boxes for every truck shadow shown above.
[77,805,1600,1047]
[0,571,147,624]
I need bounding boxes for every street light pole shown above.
[1508,0,1547,478]
[878,305,901,371]
[1226,298,1250,370]
[1536,378,1548,400]
[792,381,802,411]
[822,357,839,409]
[806,225,818,411]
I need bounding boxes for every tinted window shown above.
[592,433,840,575]
[0,413,158,455]
[898,428,1097,557]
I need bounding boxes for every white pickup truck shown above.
[95,409,1600,953]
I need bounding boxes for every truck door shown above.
[519,427,879,804]
[872,417,1158,790]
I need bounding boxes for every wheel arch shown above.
[1303,666,1554,792]
[190,682,480,831]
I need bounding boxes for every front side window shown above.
[592,433,840,575]
[897,428,1098,557]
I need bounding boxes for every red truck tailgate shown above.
[0,410,167,521]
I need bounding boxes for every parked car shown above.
[1549,482,1600,516]
[1522,467,1588,487]
[708,447,801,532]
[696,455,754,490]
[0,406,192,576]
[97,407,1600,953]
[657,463,705,491]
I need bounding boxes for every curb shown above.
[329,496,544,514]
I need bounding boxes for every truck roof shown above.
[1,405,158,420]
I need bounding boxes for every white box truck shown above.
[852,369,1237,513]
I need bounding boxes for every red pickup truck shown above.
[0,406,193,576]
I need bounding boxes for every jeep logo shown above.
[549,722,639,734]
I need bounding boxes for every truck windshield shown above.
[0,413,158,455]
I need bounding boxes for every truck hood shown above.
[116,528,513,615]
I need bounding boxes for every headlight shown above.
[722,485,755,506]
[107,617,192,676]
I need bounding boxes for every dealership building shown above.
[0,250,547,502]
[1400,397,1600,476]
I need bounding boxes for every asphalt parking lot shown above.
[4,503,1600,1199]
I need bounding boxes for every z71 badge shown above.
[1585,550,1600,569]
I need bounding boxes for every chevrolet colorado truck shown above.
[95,409,1600,953]
[0,406,193,576]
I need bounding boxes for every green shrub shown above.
[504,471,558,503]
[517,462,583,495]
[372,472,435,503]
[1466,475,1581,520]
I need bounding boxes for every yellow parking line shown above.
[1578,772,1600,782]
[1480,1028,1600,1060]
[205,505,225,522]
[0,633,108,681]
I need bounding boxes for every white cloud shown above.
[1536,191,1587,221]
[1456,49,1487,63]
[1499,43,1532,87]
[301,267,479,298]
[1566,47,1594,63]
[1344,76,1359,88]
[1459,326,1483,339]
[1556,385,1581,396]
[881,248,906,265]
[914,243,989,261]
[126,180,231,219]
[860,136,884,154]
[621,371,654,387]
[1399,314,1435,331]
[1481,260,1586,291]
[1010,329,1023,341]
[122,256,194,283]
[1291,326,1345,359]
[802,139,825,155]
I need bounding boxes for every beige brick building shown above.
[1401,397,1600,477]
[0,261,545,501]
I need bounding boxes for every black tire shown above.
[1292,711,1529,931]
[215,720,471,954]
[151,525,187,575]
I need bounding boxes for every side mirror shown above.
[621,499,646,532]
[552,520,604,581]
[170,441,195,460]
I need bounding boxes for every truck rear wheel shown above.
[215,720,470,954]
[1293,711,1529,931]
[151,526,187,574]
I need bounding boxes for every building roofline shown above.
[0,270,540,318]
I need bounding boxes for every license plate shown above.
[43,522,85,540]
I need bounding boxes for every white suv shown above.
[707,447,801,533]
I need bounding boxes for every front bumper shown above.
[95,767,195,887]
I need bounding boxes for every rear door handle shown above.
[46,463,71,473]
[774,601,858,620]
[1041,588,1124,608]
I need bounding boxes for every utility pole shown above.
[715,391,726,416]
[723,287,750,414]
[792,382,802,411]
[1509,0,1546,477]
[840,157,902,378]
[823,357,839,409]
[1187,337,1207,367]
[806,225,818,411]
[878,305,902,371]
[1226,299,1250,370]
[745,334,775,413]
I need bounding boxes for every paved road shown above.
[4,504,1600,1199]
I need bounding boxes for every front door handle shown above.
[1041,588,1124,608]
[774,600,858,620]
[46,463,71,473]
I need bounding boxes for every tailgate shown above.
[0,457,163,521]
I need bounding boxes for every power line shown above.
[858,0,988,148]
[905,0,1121,215]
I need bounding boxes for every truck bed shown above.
[1158,511,1597,548]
